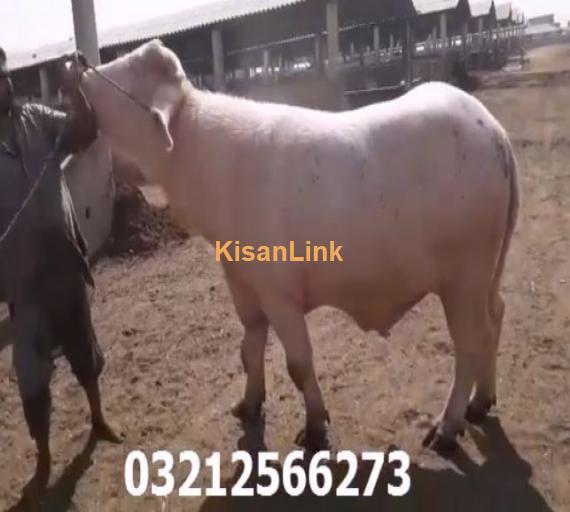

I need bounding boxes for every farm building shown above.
[469,0,497,34]
[2,1,529,250]
[412,0,472,50]
[524,14,564,42]
[7,0,527,106]
[8,0,419,104]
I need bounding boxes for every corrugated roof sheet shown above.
[495,2,511,21]
[9,39,76,72]
[8,0,308,70]
[102,0,308,48]
[413,0,461,15]
[469,0,493,18]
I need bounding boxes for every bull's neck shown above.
[161,87,261,244]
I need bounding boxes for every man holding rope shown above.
[0,47,120,497]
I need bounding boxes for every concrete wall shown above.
[63,139,115,257]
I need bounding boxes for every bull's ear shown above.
[151,108,174,152]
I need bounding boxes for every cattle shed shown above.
[469,0,497,33]
[523,14,567,48]
[100,0,418,92]
[8,0,421,103]
[412,0,471,45]
[2,1,528,250]
[496,2,513,27]
[7,0,528,108]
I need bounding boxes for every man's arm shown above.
[40,88,98,154]
[60,88,98,153]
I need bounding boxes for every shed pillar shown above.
[211,27,226,91]
[461,21,468,56]
[326,0,340,78]
[440,12,448,50]
[477,17,484,49]
[402,19,414,88]
[477,17,484,34]
[39,66,50,104]
[71,0,100,65]
[373,25,381,54]
[314,33,324,71]
[262,49,270,78]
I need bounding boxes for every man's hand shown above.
[58,51,88,98]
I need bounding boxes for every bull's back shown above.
[270,82,509,246]
[191,84,512,314]
[267,83,512,309]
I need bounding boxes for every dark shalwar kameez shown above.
[0,101,102,440]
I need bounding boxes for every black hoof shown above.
[433,434,459,454]
[465,396,495,425]
[231,400,263,422]
[23,480,47,511]
[295,425,330,453]
[422,424,459,453]
[24,459,50,509]
[92,419,123,444]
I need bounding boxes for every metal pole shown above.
[39,66,50,104]
[373,25,381,54]
[262,49,270,79]
[326,0,340,78]
[71,0,101,65]
[402,19,413,88]
[440,12,448,50]
[461,21,468,57]
[211,27,226,91]
[314,33,324,72]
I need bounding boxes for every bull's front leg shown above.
[232,319,269,421]
[263,299,330,452]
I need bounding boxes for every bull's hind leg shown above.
[263,299,330,452]
[424,281,495,450]
[226,273,269,421]
[232,319,269,421]
[466,293,504,424]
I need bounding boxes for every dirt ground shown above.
[1,44,569,512]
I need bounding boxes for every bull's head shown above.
[80,40,187,180]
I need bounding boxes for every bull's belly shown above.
[303,254,434,335]
[335,293,427,336]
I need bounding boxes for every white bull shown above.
[80,40,520,450]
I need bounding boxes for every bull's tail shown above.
[490,135,520,312]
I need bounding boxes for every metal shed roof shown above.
[469,0,494,18]
[9,39,75,72]
[8,0,309,70]
[413,0,466,15]
[495,2,512,21]
[101,0,308,49]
